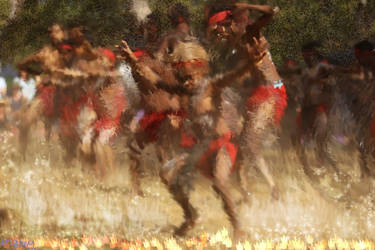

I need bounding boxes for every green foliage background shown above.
[0,0,374,66]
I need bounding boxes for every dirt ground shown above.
[0,120,375,246]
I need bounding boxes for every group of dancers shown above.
[12,1,375,240]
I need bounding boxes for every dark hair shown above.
[354,40,374,52]
[301,41,321,51]
[146,11,162,30]
[67,27,86,46]
[168,3,190,27]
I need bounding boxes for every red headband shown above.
[103,49,116,63]
[320,59,329,65]
[172,59,208,68]
[208,10,232,26]
[285,60,296,67]
[59,44,73,50]
[178,16,185,24]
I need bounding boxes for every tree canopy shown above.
[0,0,374,66]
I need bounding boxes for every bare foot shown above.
[174,219,196,237]
[233,228,247,242]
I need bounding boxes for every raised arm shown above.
[17,52,43,75]
[154,35,169,62]
[236,3,279,34]
[234,3,278,15]
[117,40,161,93]
[212,38,267,89]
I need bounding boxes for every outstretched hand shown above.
[245,37,267,64]
[115,40,137,63]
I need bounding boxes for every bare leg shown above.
[235,150,251,203]
[93,141,115,178]
[243,99,279,200]
[160,153,188,186]
[59,133,80,166]
[92,128,117,178]
[126,135,147,196]
[18,124,30,162]
[128,152,144,196]
[160,168,197,236]
[44,120,52,143]
[297,108,321,179]
[296,133,315,179]
[18,98,43,161]
[358,139,371,178]
[212,147,245,240]
[314,112,337,169]
[256,157,279,200]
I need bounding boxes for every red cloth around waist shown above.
[60,92,95,137]
[38,85,57,117]
[60,88,126,137]
[247,84,287,126]
[180,132,196,148]
[139,110,188,142]
[196,131,238,178]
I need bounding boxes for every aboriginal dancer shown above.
[17,24,73,160]
[206,2,286,200]
[119,4,204,195]
[58,27,127,177]
[118,12,166,195]
[155,3,197,62]
[278,60,303,148]
[117,36,190,196]
[295,42,343,179]
[120,26,267,238]
[18,25,127,178]
[351,40,375,177]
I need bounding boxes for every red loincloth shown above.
[247,83,288,126]
[180,132,196,148]
[59,91,95,137]
[196,131,238,178]
[139,110,196,147]
[139,111,169,142]
[60,90,126,138]
[94,86,127,135]
[37,85,57,117]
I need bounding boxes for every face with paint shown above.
[207,10,235,44]
[176,62,210,91]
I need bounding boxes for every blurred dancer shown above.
[17,23,71,159]
[352,40,375,177]
[117,10,187,195]
[120,31,266,239]
[296,42,341,178]
[206,2,285,199]
[155,3,198,62]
